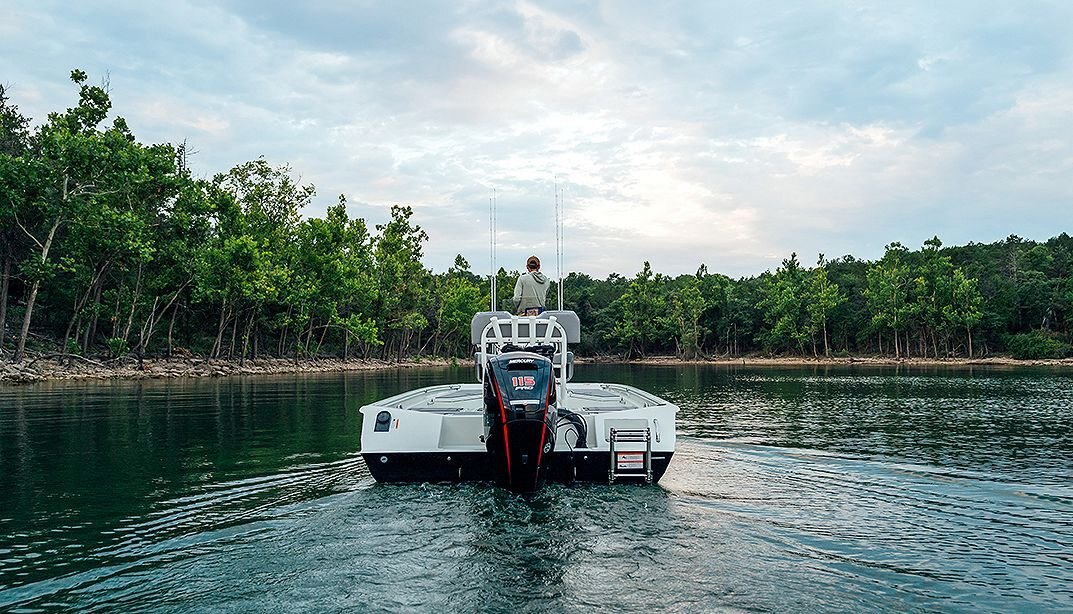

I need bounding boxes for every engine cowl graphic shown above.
[483,351,557,492]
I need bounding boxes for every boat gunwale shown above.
[360,382,677,414]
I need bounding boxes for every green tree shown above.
[58,137,186,359]
[670,275,706,359]
[374,205,430,359]
[866,243,916,358]
[0,84,32,351]
[293,196,380,359]
[611,262,666,358]
[759,253,811,353]
[945,269,983,357]
[432,255,486,356]
[140,172,214,357]
[11,70,117,361]
[196,159,309,360]
[806,255,846,357]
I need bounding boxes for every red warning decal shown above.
[616,452,644,470]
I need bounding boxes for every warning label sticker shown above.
[616,452,644,470]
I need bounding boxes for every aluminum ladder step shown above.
[608,427,653,483]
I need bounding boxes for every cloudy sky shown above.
[3,1,1071,278]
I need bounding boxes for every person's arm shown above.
[512,275,523,310]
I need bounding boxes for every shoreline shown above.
[584,355,1073,368]
[0,356,455,385]
[2,353,1071,385]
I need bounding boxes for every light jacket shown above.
[512,271,549,313]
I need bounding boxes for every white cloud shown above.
[2,0,1071,278]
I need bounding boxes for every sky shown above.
[2,1,1072,279]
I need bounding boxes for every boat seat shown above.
[469,311,581,344]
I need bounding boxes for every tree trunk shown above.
[68,318,82,362]
[822,320,830,357]
[167,303,179,357]
[278,305,292,356]
[212,301,230,359]
[966,326,973,358]
[64,263,110,357]
[121,263,143,343]
[228,313,239,358]
[110,288,122,339]
[14,214,64,362]
[239,309,255,366]
[84,279,104,352]
[0,242,10,351]
[135,295,161,358]
[63,288,92,355]
[315,322,329,359]
[303,316,315,359]
[14,281,43,362]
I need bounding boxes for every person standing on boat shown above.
[513,255,549,316]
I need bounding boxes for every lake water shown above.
[1,365,1071,612]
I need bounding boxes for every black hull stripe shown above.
[362,451,674,484]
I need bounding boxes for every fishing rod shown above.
[489,188,497,311]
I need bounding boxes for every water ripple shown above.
[1,366,1071,612]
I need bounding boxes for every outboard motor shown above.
[483,350,557,492]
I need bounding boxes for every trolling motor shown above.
[483,348,557,492]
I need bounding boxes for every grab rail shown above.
[477,314,571,409]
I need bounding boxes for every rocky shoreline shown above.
[590,355,1073,368]
[0,355,454,385]
[2,353,1070,385]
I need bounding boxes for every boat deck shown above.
[368,382,669,414]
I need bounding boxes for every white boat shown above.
[359,311,678,492]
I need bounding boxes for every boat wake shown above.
[660,439,1073,611]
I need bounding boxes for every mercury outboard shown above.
[483,348,557,492]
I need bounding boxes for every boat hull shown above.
[359,381,677,488]
[361,450,675,484]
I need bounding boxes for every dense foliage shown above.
[2,72,1071,362]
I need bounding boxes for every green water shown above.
[1,365,1071,612]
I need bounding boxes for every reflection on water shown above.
[1,366,1071,611]
[578,364,1073,479]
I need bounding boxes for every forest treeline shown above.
[2,71,1071,364]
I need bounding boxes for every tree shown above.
[432,255,485,356]
[866,243,916,358]
[294,196,380,359]
[670,276,706,359]
[806,255,846,357]
[611,262,667,358]
[194,159,309,360]
[758,253,811,354]
[945,269,983,357]
[139,172,213,358]
[58,136,186,359]
[374,205,430,359]
[0,84,32,351]
[12,70,116,361]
